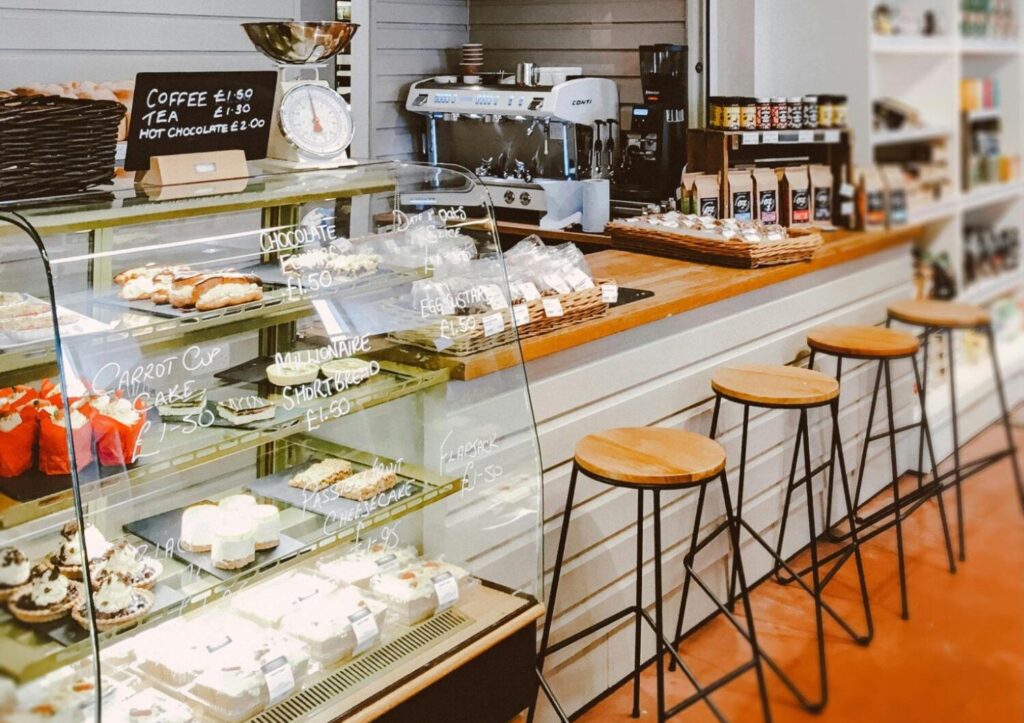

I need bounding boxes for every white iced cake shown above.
[231,570,336,627]
[211,512,256,570]
[179,504,218,553]
[317,544,418,588]
[370,559,471,625]
[281,586,387,664]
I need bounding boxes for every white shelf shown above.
[908,202,959,226]
[964,107,1002,123]
[872,126,953,147]
[926,338,1024,424]
[961,182,1024,211]
[960,272,1024,304]
[871,35,955,54]
[960,38,1021,56]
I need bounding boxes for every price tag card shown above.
[124,71,277,171]
[741,132,760,145]
[482,285,508,310]
[824,130,841,143]
[840,201,855,215]
[762,131,780,144]
[542,297,564,318]
[544,274,572,295]
[432,572,461,612]
[482,313,505,337]
[839,183,855,198]
[565,267,595,291]
[375,553,400,571]
[520,282,541,301]
[348,608,380,654]
[261,656,296,705]
[601,283,619,304]
[798,130,814,143]
[512,304,530,328]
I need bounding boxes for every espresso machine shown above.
[613,44,688,214]
[406,70,619,225]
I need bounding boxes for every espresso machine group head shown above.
[614,44,688,212]
[406,72,619,224]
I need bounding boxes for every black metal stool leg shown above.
[728,405,751,613]
[720,471,773,723]
[798,408,828,712]
[946,330,966,562]
[823,357,844,538]
[985,324,1024,516]
[829,399,874,645]
[652,490,667,723]
[774,405,804,582]
[632,490,644,718]
[911,353,957,575]
[671,483,707,672]
[528,463,579,723]
[883,359,910,620]
[852,361,885,518]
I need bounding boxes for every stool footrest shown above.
[664,660,755,719]
[543,606,638,657]
[866,420,922,443]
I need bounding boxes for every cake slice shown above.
[332,467,398,501]
[288,458,352,492]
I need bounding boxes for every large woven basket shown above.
[606,220,823,269]
[0,95,125,202]
[388,280,612,356]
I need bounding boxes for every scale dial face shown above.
[279,82,353,158]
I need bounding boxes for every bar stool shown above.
[800,325,957,621]
[674,365,872,714]
[529,427,770,723]
[888,299,1024,560]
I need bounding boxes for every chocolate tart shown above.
[72,587,154,632]
[7,579,81,624]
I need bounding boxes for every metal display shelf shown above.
[0,361,449,534]
[0,437,463,684]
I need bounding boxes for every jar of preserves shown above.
[756,97,772,130]
[771,97,789,129]
[832,94,848,127]
[818,95,834,128]
[788,97,803,129]
[803,95,819,129]
[740,97,757,130]
[723,97,741,130]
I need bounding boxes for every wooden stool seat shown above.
[575,427,726,487]
[712,364,839,408]
[807,325,920,359]
[888,299,990,330]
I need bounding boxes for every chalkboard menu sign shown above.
[124,71,277,171]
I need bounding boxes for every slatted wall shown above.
[366,0,469,160]
[0,1,312,88]
[468,0,688,119]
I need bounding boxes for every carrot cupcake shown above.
[0,402,37,478]
[37,400,93,476]
[89,392,146,467]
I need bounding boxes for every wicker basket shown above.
[0,96,125,202]
[606,220,823,269]
[388,280,612,356]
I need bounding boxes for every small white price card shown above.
[512,304,530,328]
[348,608,380,654]
[206,634,232,654]
[262,656,296,705]
[762,131,779,144]
[542,297,564,318]
[544,274,572,295]
[482,313,505,337]
[520,282,541,301]
[432,572,461,612]
[798,130,814,143]
[483,284,508,310]
[375,553,400,572]
[565,267,595,291]
[741,132,760,145]
[824,130,841,143]
[601,283,619,304]
[841,201,855,215]
[839,183,855,198]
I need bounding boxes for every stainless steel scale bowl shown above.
[242,21,359,65]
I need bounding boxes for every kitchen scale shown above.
[243,21,360,169]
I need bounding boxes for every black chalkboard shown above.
[124,71,277,171]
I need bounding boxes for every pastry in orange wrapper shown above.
[0,385,38,410]
[89,392,146,467]
[0,402,37,478]
[37,400,93,476]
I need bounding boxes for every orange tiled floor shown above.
[580,418,1024,723]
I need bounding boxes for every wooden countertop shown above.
[380,226,922,381]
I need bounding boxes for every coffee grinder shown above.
[613,44,688,213]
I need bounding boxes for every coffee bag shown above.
[778,165,811,226]
[809,165,834,227]
[752,167,779,224]
[727,169,755,221]
[693,174,721,219]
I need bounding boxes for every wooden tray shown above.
[606,220,823,269]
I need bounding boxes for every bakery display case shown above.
[0,161,543,721]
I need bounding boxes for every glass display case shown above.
[0,161,543,721]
